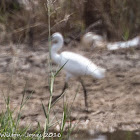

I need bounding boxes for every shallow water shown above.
[70,131,140,140]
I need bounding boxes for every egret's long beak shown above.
[50,36,53,40]
[52,38,58,44]
[50,36,54,43]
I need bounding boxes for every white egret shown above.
[107,36,140,50]
[81,32,106,49]
[51,32,106,109]
[82,32,140,50]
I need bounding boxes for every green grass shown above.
[0,1,75,140]
[0,95,42,140]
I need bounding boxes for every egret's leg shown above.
[51,82,68,105]
[51,73,72,106]
[62,82,68,94]
[79,79,88,109]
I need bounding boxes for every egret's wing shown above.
[107,36,140,50]
[60,52,105,79]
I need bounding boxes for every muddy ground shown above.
[0,42,140,133]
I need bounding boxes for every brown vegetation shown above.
[0,0,140,45]
[0,0,140,134]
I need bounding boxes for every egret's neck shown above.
[51,41,63,65]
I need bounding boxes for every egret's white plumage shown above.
[82,32,106,49]
[51,32,106,81]
[51,32,106,109]
[82,32,140,50]
[107,36,140,50]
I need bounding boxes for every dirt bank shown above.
[0,43,140,133]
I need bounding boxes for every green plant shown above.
[0,93,42,140]
[41,1,76,139]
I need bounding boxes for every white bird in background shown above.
[82,32,140,50]
[107,36,140,50]
[82,32,105,49]
[51,32,106,109]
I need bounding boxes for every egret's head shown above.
[81,32,94,48]
[81,32,106,49]
[51,32,64,52]
[52,32,63,44]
